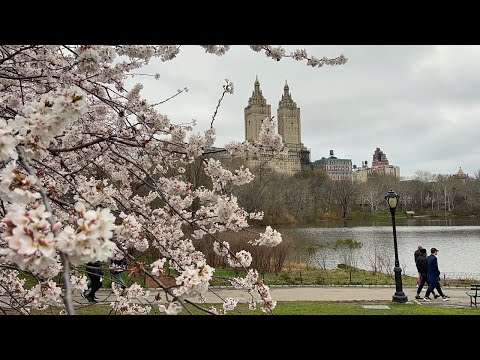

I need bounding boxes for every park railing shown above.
[441,272,480,287]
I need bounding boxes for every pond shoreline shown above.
[277,220,480,278]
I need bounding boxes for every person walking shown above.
[83,261,104,303]
[414,248,438,299]
[424,248,450,302]
[109,256,127,290]
[414,245,423,286]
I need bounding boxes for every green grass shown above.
[15,267,146,291]
[15,265,472,292]
[211,267,418,287]
[211,266,475,287]
[30,301,480,315]
[265,301,480,315]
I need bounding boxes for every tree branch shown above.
[17,146,75,315]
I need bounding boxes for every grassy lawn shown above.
[210,267,419,287]
[210,266,474,288]
[17,265,472,294]
[29,301,480,315]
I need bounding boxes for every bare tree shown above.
[414,171,435,212]
[333,238,363,283]
[332,180,358,219]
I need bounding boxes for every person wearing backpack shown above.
[415,248,438,300]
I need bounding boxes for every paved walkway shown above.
[73,285,475,309]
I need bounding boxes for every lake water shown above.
[279,217,480,279]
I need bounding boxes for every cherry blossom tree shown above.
[0,45,347,315]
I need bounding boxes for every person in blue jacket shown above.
[415,248,438,299]
[424,248,450,301]
[109,256,127,290]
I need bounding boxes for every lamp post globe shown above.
[385,190,408,303]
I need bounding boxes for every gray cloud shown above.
[126,45,480,178]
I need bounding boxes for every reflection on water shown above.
[279,219,480,277]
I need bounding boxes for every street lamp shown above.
[385,190,408,303]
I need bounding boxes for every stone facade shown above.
[370,164,400,178]
[243,78,310,176]
[353,161,369,183]
[452,167,468,183]
[372,147,389,167]
[245,76,271,142]
[313,150,352,181]
[370,147,400,179]
[353,148,400,182]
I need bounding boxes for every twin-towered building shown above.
[236,77,401,181]
[243,77,310,175]
[238,78,470,182]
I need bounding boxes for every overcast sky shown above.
[126,45,480,179]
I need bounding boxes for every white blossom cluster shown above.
[222,297,238,312]
[14,87,88,159]
[0,269,27,296]
[55,202,117,265]
[249,45,348,68]
[212,240,253,269]
[223,140,254,155]
[230,269,276,312]
[223,78,234,94]
[158,301,183,315]
[173,260,214,297]
[115,213,145,250]
[257,283,277,313]
[200,45,231,56]
[249,226,283,247]
[204,159,255,191]
[70,274,88,293]
[0,162,40,204]
[201,297,238,315]
[109,283,151,315]
[224,118,284,156]
[35,259,62,279]
[0,269,30,314]
[0,45,345,314]
[0,118,19,161]
[1,203,58,273]
[151,258,167,276]
[25,280,63,311]
[230,269,259,291]
[212,241,230,256]
[77,46,103,73]
[73,177,118,208]
[257,118,284,152]
[194,194,250,236]
[226,250,253,268]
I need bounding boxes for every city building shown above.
[243,77,311,176]
[352,147,400,182]
[313,150,352,181]
[369,147,400,179]
[213,79,407,181]
[353,161,369,183]
[452,167,469,183]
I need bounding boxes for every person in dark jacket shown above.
[414,248,438,299]
[414,245,423,286]
[83,261,104,303]
[424,248,450,301]
[414,245,423,263]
